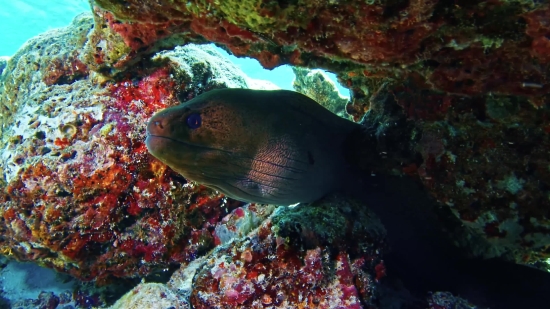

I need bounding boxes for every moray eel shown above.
[146,88,358,205]
[146,88,550,308]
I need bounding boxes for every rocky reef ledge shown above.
[0,0,549,308]
[83,0,550,266]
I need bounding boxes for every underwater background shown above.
[0,0,549,308]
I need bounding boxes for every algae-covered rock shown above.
[2,1,550,307]
[293,67,349,118]
[170,194,387,308]
[109,283,188,309]
[107,194,387,308]
[0,13,93,138]
[0,56,9,76]
[153,44,279,94]
[109,193,490,308]
[87,0,545,267]
[271,194,386,251]
[0,13,275,283]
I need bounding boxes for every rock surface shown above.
[109,194,389,309]
[109,283,188,309]
[293,67,349,118]
[0,56,9,76]
[84,0,550,265]
[1,1,550,308]
[0,13,272,284]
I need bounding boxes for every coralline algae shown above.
[111,195,388,309]
[1,0,550,308]
[0,13,273,285]
[80,0,550,265]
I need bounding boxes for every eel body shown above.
[146,88,358,205]
[146,88,550,308]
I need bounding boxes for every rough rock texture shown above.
[86,0,550,265]
[0,14,92,140]
[109,283,189,309]
[188,196,386,309]
[0,14,273,284]
[85,0,549,102]
[0,56,9,76]
[111,194,391,309]
[1,1,550,308]
[293,67,349,118]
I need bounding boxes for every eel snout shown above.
[145,110,174,157]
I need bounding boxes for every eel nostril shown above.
[155,121,164,129]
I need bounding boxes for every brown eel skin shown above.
[146,88,550,309]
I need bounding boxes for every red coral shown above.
[192,216,380,308]
[251,50,281,69]
[43,52,89,86]
[190,18,257,57]
[0,66,244,283]
[524,7,550,63]
[101,11,187,51]
[111,68,175,115]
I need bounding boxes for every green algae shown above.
[197,0,315,32]
[94,0,307,32]
[218,0,283,31]
[93,0,190,22]
[497,173,525,195]
[82,12,132,72]
[486,96,521,121]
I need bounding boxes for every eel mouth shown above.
[145,134,232,154]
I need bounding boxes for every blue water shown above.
[0,0,91,56]
[0,0,349,95]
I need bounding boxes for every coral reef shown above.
[188,198,384,308]
[0,14,273,284]
[109,283,188,309]
[293,67,349,118]
[0,14,94,139]
[81,0,550,264]
[85,1,549,103]
[0,56,8,76]
[11,292,61,309]
[2,0,550,307]
[110,194,390,309]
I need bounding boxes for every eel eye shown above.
[186,113,201,129]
